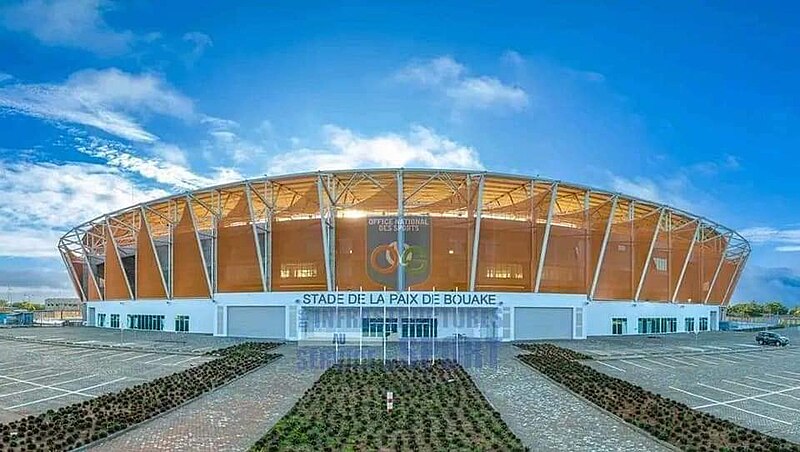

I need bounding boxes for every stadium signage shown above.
[297,292,498,306]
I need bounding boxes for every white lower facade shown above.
[85,291,721,341]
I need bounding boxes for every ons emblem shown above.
[367,216,430,289]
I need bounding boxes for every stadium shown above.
[57,169,750,341]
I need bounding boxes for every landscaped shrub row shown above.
[0,344,281,452]
[514,342,593,361]
[519,347,799,452]
[250,360,527,452]
[206,341,282,357]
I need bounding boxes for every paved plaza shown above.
[1,326,799,450]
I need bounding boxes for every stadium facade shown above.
[58,169,749,341]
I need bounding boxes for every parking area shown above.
[563,327,800,360]
[0,326,256,354]
[576,328,800,443]
[0,333,224,423]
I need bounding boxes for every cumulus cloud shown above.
[76,137,243,190]
[269,125,483,174]
[739,226,800,252]
[0,68,194,142]
[1,0,134,55]
[0,159,168,257]
[396,56,528,112]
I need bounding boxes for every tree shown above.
[762,301,788,315]
[727,301,762,317]
[790,306,800,317]
[10,301,43,311]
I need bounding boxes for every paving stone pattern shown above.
[89,344,325,452]
[467,344,670,452]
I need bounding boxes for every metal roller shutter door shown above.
[514,307,573,340]
[227,306,286,339]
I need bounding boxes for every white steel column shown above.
[722,254,747,304]
[672,222,701,303]
[106,219,134,300]
[534,182,558,292]
[634,208,665,301]
[140,207,169,297]
[704,233,732,304]
[244,184,267,291]
[58,248,86,301]
[317,175,333,291]
[589,196,618,300]
[396,170,405,290]
[187,196,213,296]
[469,174,485,291]
[74,230,103,300]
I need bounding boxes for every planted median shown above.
[518,344,799,452]
[250,360,526,451]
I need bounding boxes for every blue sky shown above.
[0,1,798,303]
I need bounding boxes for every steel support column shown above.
[396,169,405,290]
[672,222,701,303]
[186,195,213,297]
[704,233,732,304]
[722,254,747,304]
[589,196,618,300]
[634,208,665,301]
[139,206,169,298]
[317,175,334,291]
[469,174,485,291]
[106,219,134,299]
[534,182,558,292]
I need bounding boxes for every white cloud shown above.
[0,68,194,142]
[77,137,243,190]
[396,56,466,85]
[445,76,528,111]
[0,159,168,257]
[269,125,483,174]
[608,173,697,213]
[0,72,12,83]
[183,31,213,62]
[396,56,528,112]
[1,0,133,55]
[739,226,800,252]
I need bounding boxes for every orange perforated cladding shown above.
[217,190,264,293]
[540,196,612,294]
[675,226,708,303]
[417,217,471,291]
[104,226,132,300]
[707,257,736,304]
[173,200,211,298]
[723,259,745,305]
[336,218,376,290]
[669,222,696,301]
[639,226,670,301]
[136,212,167,299]
[272,219,327,291]
[698,236,725,302]
[88,274,102,300]
[595,217,633,300]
